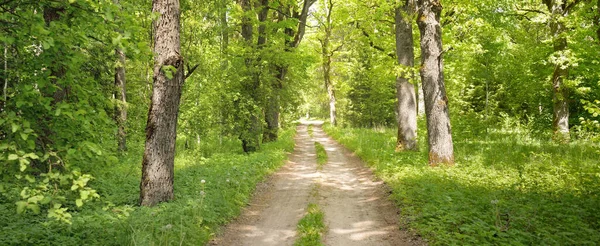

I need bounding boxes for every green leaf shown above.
[75,199,83,207]
[11,123,19,133]
[16,201,27,214]
[24,153,39,159]
[20,132,28,141]
[29,204,40,214]
[8,154,18,160]
[25,175,35,183]
[80,190,90,200]
[19,158,30,171]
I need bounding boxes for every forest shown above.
[1,0,599,245]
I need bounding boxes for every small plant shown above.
[294,203,326,246]
[314,142,327,169]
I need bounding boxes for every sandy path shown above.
[210,124,319,246]
[312,124,421,246]
[210,122,423,246]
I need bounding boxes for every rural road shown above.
[210,121,423,246]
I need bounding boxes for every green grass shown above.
[308,124,314,137]
[294,203,326,246]
[323,120,600,245]
[314,142,327,169]
[0,128,296,245]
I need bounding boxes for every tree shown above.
[115,47,127,152]
[140,0,185,206]
[318,0,341,126]
[264,0,316,142]
[235,0,263,152]
[394,0,418,151]
[114,0,127,152]
[417,0,454,166]
[542,0,583,142]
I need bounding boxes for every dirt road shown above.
[210,122,423,246]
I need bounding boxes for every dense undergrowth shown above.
[324,118,600,245]
[0,128,295,245]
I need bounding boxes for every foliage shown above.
[294,203,326,246]
[0,128,295,245]
[324,120,600,245]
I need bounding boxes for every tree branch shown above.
[184,64,199,80]
[357,23,395,59]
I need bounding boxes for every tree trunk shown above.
[263,89,280,141]
[417,0,454,166]
[394,1,417,151]
[140,0,184,206]
[257,0,279,143]
[44,7,69,104]
[546,0,571,143]
[322,0,337,126]
[551,36,569,142]
[324,58,336,126]
[2,43,7,110]
[597,0,600,43]
[114,48,127,152]
[236,0,262,152]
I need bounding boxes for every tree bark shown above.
[545,0,572,143]
[417,0,454,166]
[113,0,127,152]
[44,7,69,104]
[257,0,279,143]
[321,0,337,126]
[140,0,184,206]
[2,43,7,109]
[597,0,600,43]
[236,0,262,152]
[394,1,417,151]
[114,48,127,152]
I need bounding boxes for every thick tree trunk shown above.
[551,34,569,142]
[546,1,571,143]
[114,48,127,152]
[417,0,454,166]
[257,0,279,143]
[140,0,184,206]
[44,7,69,104]
[236,0,262,152]
[263,65,281,142]
[394,1,417,151]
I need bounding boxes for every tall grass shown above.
[0,128,296,245]
[323,119,600,245]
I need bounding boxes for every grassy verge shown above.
[0,128,296,245]
[323,121,600,245]
[294,203,326,246]
[314,142,327,169]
